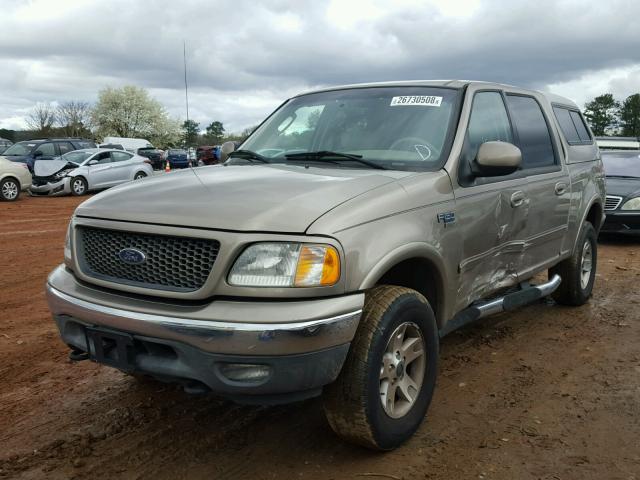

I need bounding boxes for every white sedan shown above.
[30,148,154,196]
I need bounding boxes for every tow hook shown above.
[69,348,90,361]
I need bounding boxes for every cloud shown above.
[1,0,639,131]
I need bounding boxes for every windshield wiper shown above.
[285,151,387,170]
[228,149,269,163]
[606,174,639,179]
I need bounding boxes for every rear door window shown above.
[34,142,56,158]
[57,142,74,155]
[506,95,557,169]
[111,151,132,162]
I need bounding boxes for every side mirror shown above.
[87,159,99,166]
[32,150,43,158]
[220,141,235,162]
[474,141,522,177]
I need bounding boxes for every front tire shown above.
[549,221,597,306]
[134,171,147,180]
[323,286,439,450]
[70,176,88,196]
[0,177,20,201]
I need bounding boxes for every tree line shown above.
[0,85,253,149]
[583,93,640,137]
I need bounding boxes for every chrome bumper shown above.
[46,267,363,356]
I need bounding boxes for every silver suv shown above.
[46,81,605,450]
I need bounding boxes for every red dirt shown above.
[1,195,639,479]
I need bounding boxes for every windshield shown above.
[602,151,640,178]
[62,150,94,165]
[169,149,186,154]
[2,142,35,156]
[240,87,460,171]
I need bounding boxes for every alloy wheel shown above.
[2,180,18,200]
[379,321,426,418]
[580,240,593,290]
[72,179,85,195]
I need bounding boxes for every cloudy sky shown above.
[1,0,640,133]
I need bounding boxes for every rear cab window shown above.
[552,106,593,145]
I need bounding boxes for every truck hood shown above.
[75,164,411,232]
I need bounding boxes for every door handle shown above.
[510,190,526,208]
[555,182,568,195]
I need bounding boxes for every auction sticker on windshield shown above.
[390,96,442,107]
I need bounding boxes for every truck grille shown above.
[76,226,220,292]
[605,195,623,211]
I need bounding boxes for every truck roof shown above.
[296,80,578,109]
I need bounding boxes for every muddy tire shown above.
[549,221,597,306]
[70,176,88,196]
[0,177,20,201]
[323,286,439,450]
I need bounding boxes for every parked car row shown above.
[0,135,198,200]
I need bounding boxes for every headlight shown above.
[621,197,640,210]
[228,242,340,287]
[55,171,69,179]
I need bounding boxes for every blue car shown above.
[165,148,189,169]
[1,138,96,172]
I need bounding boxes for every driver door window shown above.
[94,152,112,164]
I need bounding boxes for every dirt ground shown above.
[1,195,639,480]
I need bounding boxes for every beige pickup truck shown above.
[47,80,605,450]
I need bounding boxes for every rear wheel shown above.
[0,177,20,201]
[549,221,597,306]
[70,176,88,196]
[323,286,439,450]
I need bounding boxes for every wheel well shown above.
[2,176,20,188]
[375,257,443,325]
[586,202,603,231]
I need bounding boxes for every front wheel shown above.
[70,176,88,196]
[323,286,439,450]
[549,221,597,306]
[134,172,147,180]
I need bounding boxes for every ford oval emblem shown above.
[118,248,146,265]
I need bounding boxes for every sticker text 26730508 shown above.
[390,96,442,107]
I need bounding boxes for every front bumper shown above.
[601,211,640,234]
[30,177,70,196]
[47,265,363,402]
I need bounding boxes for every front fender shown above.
[359,242,452,326]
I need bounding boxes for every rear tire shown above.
[549,221,597,306]
[0,177,20,201]
[323,286,439,450]
[70,176,88,196]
